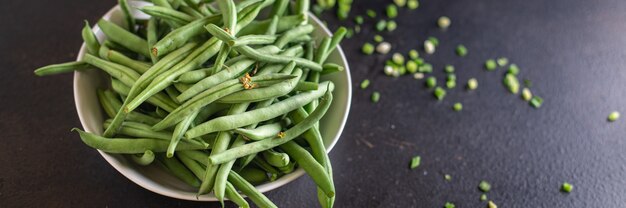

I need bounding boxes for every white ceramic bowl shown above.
[73,5,351,201]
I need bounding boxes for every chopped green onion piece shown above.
[478,180,491,192]
[428,36,439,46]
[508,64,520,75]
[438,16,451,29]
[447,74,456,81]
[504,74,520,94]
[392,53,405,65]
[360,79,370,89]
[485,59,497,71]
[425,77,437,88]
[424,40,435,54]
[444,202,455,208]
[386,4,398,18]
[453,103,462,111]
[522,88,532,101]
[376,42,392,54]
[354,15,364,24]
[419,63,433,73]
[397,66,406,75]
[375,20,387,31]
[354,25,361,33]
[444,174,452,181]
[530,96,543,108]
[497,57,509,67]
[384,65,395,76]
[345,28,354,38]
[608,111,620,122]
[366,9,377,18]
[394,0,407,7]
[488,200,498,208]
[446,80,456,89]
[374,35,384,43]
[456,45,468,57]
[414,58,424,65]
[467,78,478,90]
[362,43,375,55]
[413,72,424,79]
[409,156,421,169]
[480,194,487,201]
[406,61,418,73]
[371,91,380,103]
[409,49,419,59]
[386,20,397,31]
[561,182,573,193]
[444,65,455,73]
[407,0,419,9]
[434,87,446,100]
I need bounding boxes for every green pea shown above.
[406,61,418,73]
[434,87,446,100]
[444,65,455,73]
[508,64,520,75]
[407,0,419,9]
[456,44,468,57]
[392,53,405,65]
[376,20,387,31]
[354,15,364,24]
[387,4,398,18]
[371,91,380,103]
[362,43,375,55]
[467,78,478,90]
[425,77,437,88]
[409,49,419,59]
[530,96,543,108]
[608,111,620,122]
[387,20,397,31]
[361,79,370,89]
[485,59,497,71]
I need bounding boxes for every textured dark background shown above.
[2,0,626,207]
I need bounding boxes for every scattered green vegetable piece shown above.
[354,15,364,24]
[434,87,446,100]
[354,25,361,33]
[561,182,573,193]
[362,43,375,55]
[375,20,387,31]
[444,65,455,73]
[397,66,406,75]
[608,111,620,122]
[384,66,395,76]
[386,5,398,18]
[386,20,397,31]
[438,16,451,29]
[419,63,433,73]
[424,40,435,54]
[413,73,424,79]
[414,58,424,65]
[425,77,437,88]
[444,202,455,208]
[360,79,370,89]
[447,74,456,81]
[478,180,491,192]
[374,35,384,43]
[522,88,532,101]
[504,74,520,94]
[409,49,419,59]
[406,61,418,73]
[508,64,519,75]
[453,103,462,111]
[394,0,407,7]
[376,42,392,54]
[488,200,498,208]
[366,9,377,18]
[428,37,439,46]
[480,194,487,201]
[312,5,324,16]
[371,91,380,103]
[456,45,468,57]
[446,80,456,89]
[467,78,478,90]
[407,0,419,9]
[485,59,497,71]
[409,156,421,169]
[392,53,405,65]
[497,57,509,67]
[444,174,452,181]
[530,96,543,108]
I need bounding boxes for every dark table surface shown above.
[2,0,626,207]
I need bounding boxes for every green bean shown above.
[295,81,319,91]
[217,0,237,33]
[140,6,195,26]
[274,24,314,49]
[97,19,150,57]
[119,0,136,32]
[204,84,332,164]
[167,110,199,157]
[103,120,170,140]
[176,68,211,84]
[271,0,289,17]
[103,48,151,74]
[126,37,223,113]
[198,103,249,195]
[179,5,204,19]
[187,81,333,138]
[111,78,178,112]
[228,170,278,208]
[101,90,162,125]
[157,154,201,188]
[228,34,277,47]
[238,14,306,36]
[321,27,347,63]
[81,20,100,55]
[83,54,140,87]
[177,152,206,179]
[193,103,230,125]
[265,15,279,35]
[147,18,159,64]
[164,86,181,104]
[131,150,155,165]
[177,150,209,166]
[236,45,322,71]
[72,128,206,153]
[262,149,290,167]
[252,156,280,180]
[234,122,283,141]
[225,182,250,208]
[277,161,295,174]
[238,166,268,185]
[183,0,212,17]
[218,64,299,103]
[280,140,334,197]
[152,14,220,57]
[207,44,231,76]
[295,0,310,24]
[102,39,133,54]
[151,0,173,9]
[177,45,281,101]
[321,63,344,75]
[154,73,295,130]
[34,61,91,76]
[97,90,117,117]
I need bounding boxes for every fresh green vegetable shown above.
[453,103,462,111]
[419,63,433,73]
[480,194,487,201]
[456,44,468,57]
[392,53,405,65]
[424,40,435,54]
[434,87,446,100]
[409,156,421,169]
[467,78,478,90]
[530,96,543,108]
[409,49,419,59]
[479,180,491,192]
[504,74,520,94]
[508,64,519,75]
[366,9,377,18]
[360,79,370,89]
[488,201,498,208]
[362,43,375,55]
[438,16,451,29]
[561,182,573,193]
[407,0,419,9]
[428,36,439,46]
[376,42,392,54]
[376,20,387,31]
[394,0,407,7]
[426,77,437,88]
[374,35,384,43]
[522,88,532,101]
[444,202,455,208]
[387,20,397,31]
[485,59,497,71]
[406,61,418,73]
[446,80,456,89]
[387,4,398,18]
[497,57,509,67]
[444,65,454,73]
[608,111,620,122]
[444,174,452,181]
[354,15,364,24]
[371,91,380,103]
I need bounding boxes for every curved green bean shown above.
[104,48,151,74]
[103,119,170,140]
[225,182,250,208]
[81,20,100,55]
[295,81,319,91]
[238,14,305,36]
[119,0,136,32]
[97,19,150,57]
[167,110,199,158]
[152,14,220,57]
[140,6,195,26]
[177,152,206,179]
[238,166,268,185]
[262,149,290,167]
[280,140,334,197]
[72,128,206,153]
[228,170,277,208]
[131,150,155,165]
[217,0,237,33]
[101,90,161,125]
[274,24,314,49]
[234,122,283,141]
[321,63,344,75]
[34,61,91,76]
[157,154,201,188]
[251,156,280,181]
[83,54,140,87]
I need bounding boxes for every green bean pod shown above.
[119,0,136,32]
[101,90,162,125]
[234,122,283,141]
[83,54,140,87]
[110,78,178,112]
[131,150,155,165]
[225,182,250,208]
[140,6,195,26]
[104,48,151,74]
[72,128,206,153]
[103,120,171,140]
[280,140,334,197]
[274,24,314,49]
[228,171,278,208]
[295,0,310,24]
[238,166,269,185]
[186,81,333,138]
[177,152,206,179]
[228,34,277,47]
[167,110,199,158]
[265,15,279,35]
[218,64,300,103]
[81,20,100,55]
[147,18,159,64]
[176,68,211,84]
[270,0,289,17]
[157,154,201,188]
[97,19,150,57]
[34,61,91,76]
[262,149,290,167]
[238,14,305,36]
[251,156,280,181]
[217,0,237,33]
[295,81,319,91]
[152,14,220,57]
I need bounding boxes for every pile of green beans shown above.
[34,0,346,207]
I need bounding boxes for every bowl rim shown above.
[73,5,351,201]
